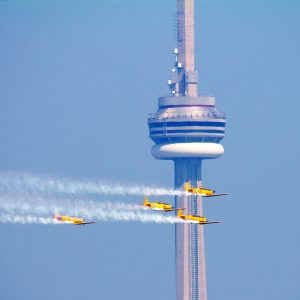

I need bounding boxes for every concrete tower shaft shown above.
[147,1,226,299]
[175,159,206,300]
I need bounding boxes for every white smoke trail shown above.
[0,195,143,215]
[0,214,60,225]
[74,207,182,224]
[0,172,185,197]
[0,195,183,225]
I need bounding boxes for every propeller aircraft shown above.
[184,182,228,197]
[54,215,96,225]
[143,196,184,212]
[177,209,220,225]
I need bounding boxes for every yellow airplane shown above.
[177,209,220,225]
[143,196,184,212]
[54,215,96,225]
[184,182,228,197]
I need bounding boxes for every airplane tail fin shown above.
[184,182,191,191]
[143,196,149,206]
[177,209,183,218]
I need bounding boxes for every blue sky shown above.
[0,1,299,299]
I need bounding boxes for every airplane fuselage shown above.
[55,215,83,224]
[179,214,207,224]
[187,187,214,196]
[54,215,95,225]
[145,202,173,211]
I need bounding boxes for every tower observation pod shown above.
[147,1,226,300]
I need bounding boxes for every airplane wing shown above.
[200,221,221,225]
[164,207,186,212]
[196,193,207,197]
[204,193,228,197]
[172,207,186,211]
[75,222,96,225]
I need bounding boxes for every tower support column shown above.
[174,158,207,300]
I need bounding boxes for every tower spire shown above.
[176,0,198,97]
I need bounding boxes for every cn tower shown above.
[147,1,226,299]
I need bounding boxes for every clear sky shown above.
[0,0,299,299]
